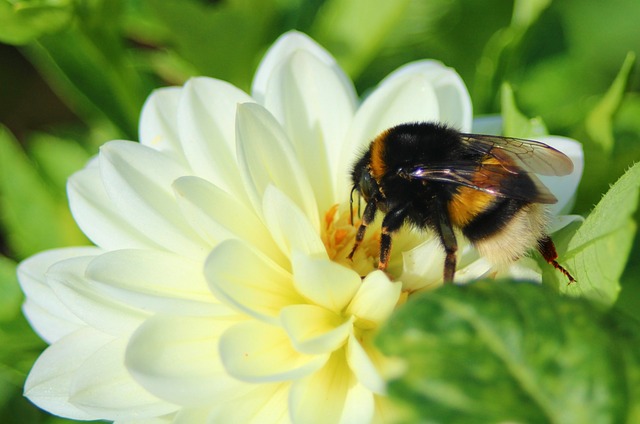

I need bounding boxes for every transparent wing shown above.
[400,162,558,204]
[459,133,574,176]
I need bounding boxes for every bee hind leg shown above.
[538,236,576,284]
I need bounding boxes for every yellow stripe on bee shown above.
[448,155,502,227]
[370,131,389,179]
[448,187,495,227]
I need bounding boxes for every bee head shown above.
[350,168,380,225]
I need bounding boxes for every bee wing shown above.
[401,162,558,204]
[459,134,574,176]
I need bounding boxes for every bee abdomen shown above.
[464,202,549,265]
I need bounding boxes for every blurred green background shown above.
[0,0,638,422]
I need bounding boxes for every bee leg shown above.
[434,204,458,283]
[538,236,576,284]
[378,206,410,271]
[348,199,377,260]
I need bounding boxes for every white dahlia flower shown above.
[18,31,583,423]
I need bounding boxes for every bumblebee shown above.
[348,122,576,283]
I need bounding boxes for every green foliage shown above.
[377,280,640,423]
[0,0,74,45]
[0,126,88,259]
[560,163,640,306]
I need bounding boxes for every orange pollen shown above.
[321,203,379,276]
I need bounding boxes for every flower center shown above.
[321,203,380,276]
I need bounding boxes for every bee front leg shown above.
[348,199,377,261]
[434,202,458,283]
[378,205,410,271]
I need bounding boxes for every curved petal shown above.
[290,250,360,312]
[338,69,439,196]
[17,247,99,343]
[139,86,187,166]
[382,61,472,131]
[177,77,253,200]
[346,270,400,326]
[472,114,503,135]
[537,136,584,215]
[346,334,385,394]
[126,314,248,406]
[289,349,374,424]
[70,338,177,420]
[24,328,114,421]
[280,304,353,354]
[262,186,326,258]
[85,249,231,317]
[206,383,290,424]
[399,237,445,292]
[99,141,209,258]
[205,239,304,324]
[68,166,163,251]
[236,103,319,225]
[220,320,329,383]
[173,176,285,266]
[47,256,148,337]
[252,31,355,106]
[262,49,357,208]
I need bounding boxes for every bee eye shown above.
[359,172,376,201]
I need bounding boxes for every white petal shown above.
[47,256,148,336]
[85,249,231,316]
[262,48,356,208]
[219,320,329,383]
[99,141,208,258]
[68,166,163,251]
[262,186,326,258]
[173,176,285,266]
[289,350,374,424]
[205,239,304,324]
[24,328,114,421]
[205,383,289,424]
[548,214,585,234]
[177,77,253,199]
[126,314,248,406]
[339,70,439,196]
[346,334,385,394]
[381,61,473,131]
[400,237,445,292]
[17,247,98,343]
[280,304,353,354]
[346,270,400,326]
[290,250,360,312]
[252,31,354,105]
[538,136,584,215]
[236,103,319,226]
[139,87,187,165]
[472,114,503,134]
[70,338,177,420]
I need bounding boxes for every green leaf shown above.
[0,0,74,45]
[377,280,638,423]
[511,0,551,29]
[0,126,87,258]
[310,0,411,78]
[585,52,636,153]
[142,0,279,92]
[500,83,547,138]
[0,256,21,322]
[561,162,640,306]
[28,133,91,193]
